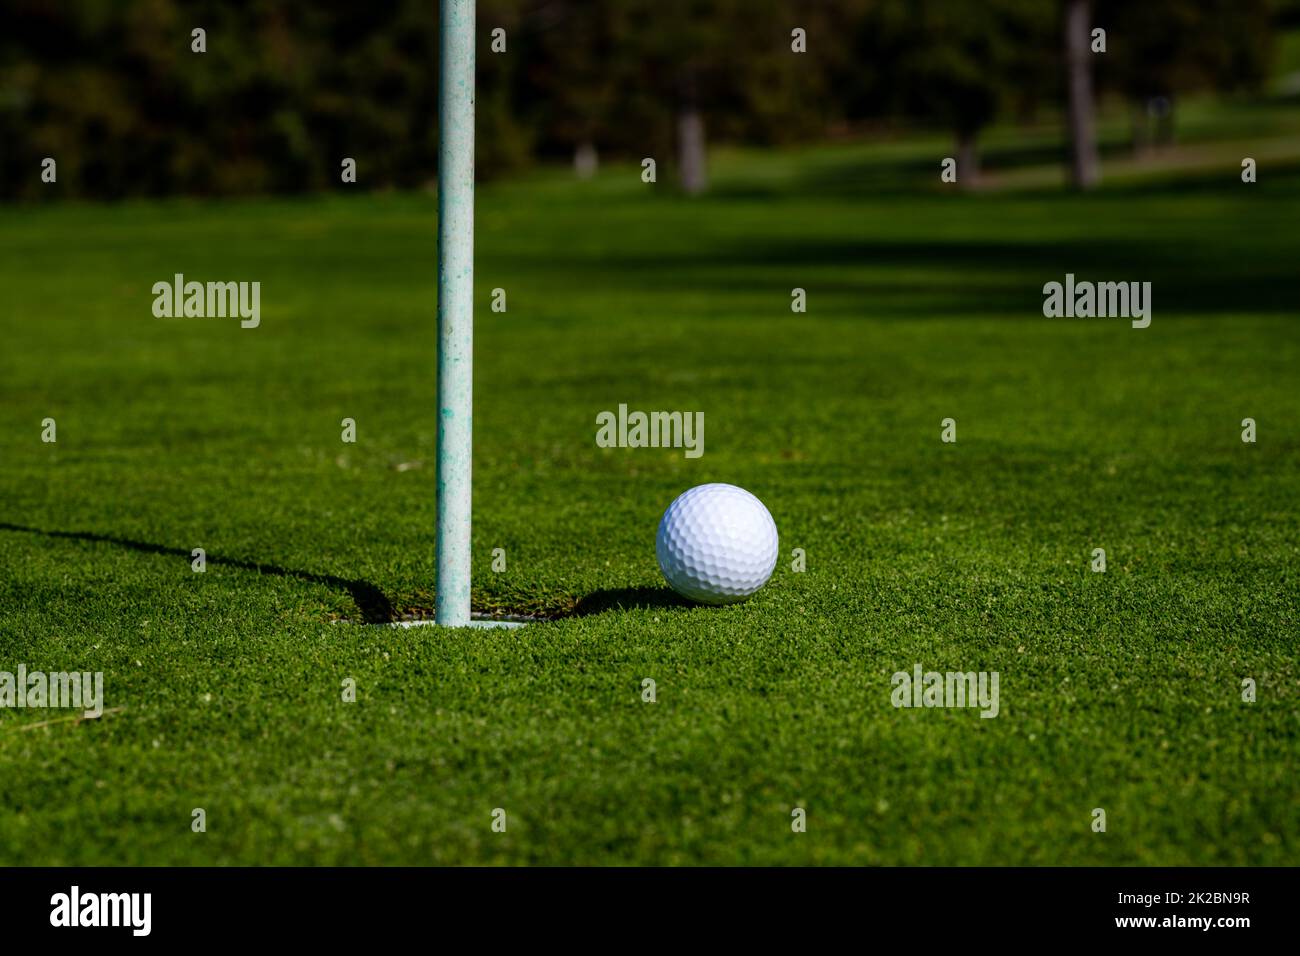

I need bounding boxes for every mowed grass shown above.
[0,121,1298,865]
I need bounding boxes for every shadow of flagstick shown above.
[0,521,396,623]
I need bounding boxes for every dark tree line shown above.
[0,0,1280,200]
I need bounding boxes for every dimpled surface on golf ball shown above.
[656,483,779,605]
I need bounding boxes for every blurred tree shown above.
[0,0,1280,200]
[860,0,1056,188]
[1279,0,1300,26]
[616,0,748,195]
[1095,0,1275,152]
[599,0,849,194]
[1063,0,1099,189]
[516,0,626,174]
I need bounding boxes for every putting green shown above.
[0,126,1297,864]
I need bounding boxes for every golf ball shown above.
[656,483,779,604]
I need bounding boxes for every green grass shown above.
[0,116,1297,865]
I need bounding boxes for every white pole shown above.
[436,0,475,626]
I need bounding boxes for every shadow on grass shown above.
[0,521,395,623]
[0,521,695,624]
[508,230,1296,317]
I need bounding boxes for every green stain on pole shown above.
[436,0,475,626]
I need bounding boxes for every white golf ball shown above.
[656,483,779,605]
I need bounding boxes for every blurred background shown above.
[3,0,1298,199]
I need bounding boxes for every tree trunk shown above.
[1154,94,1176,147]
[1130,101,1150,156]
[677,108,708,195]
[1064,0,1100,189]
[574,141,598,180]
[956,130,980,189]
